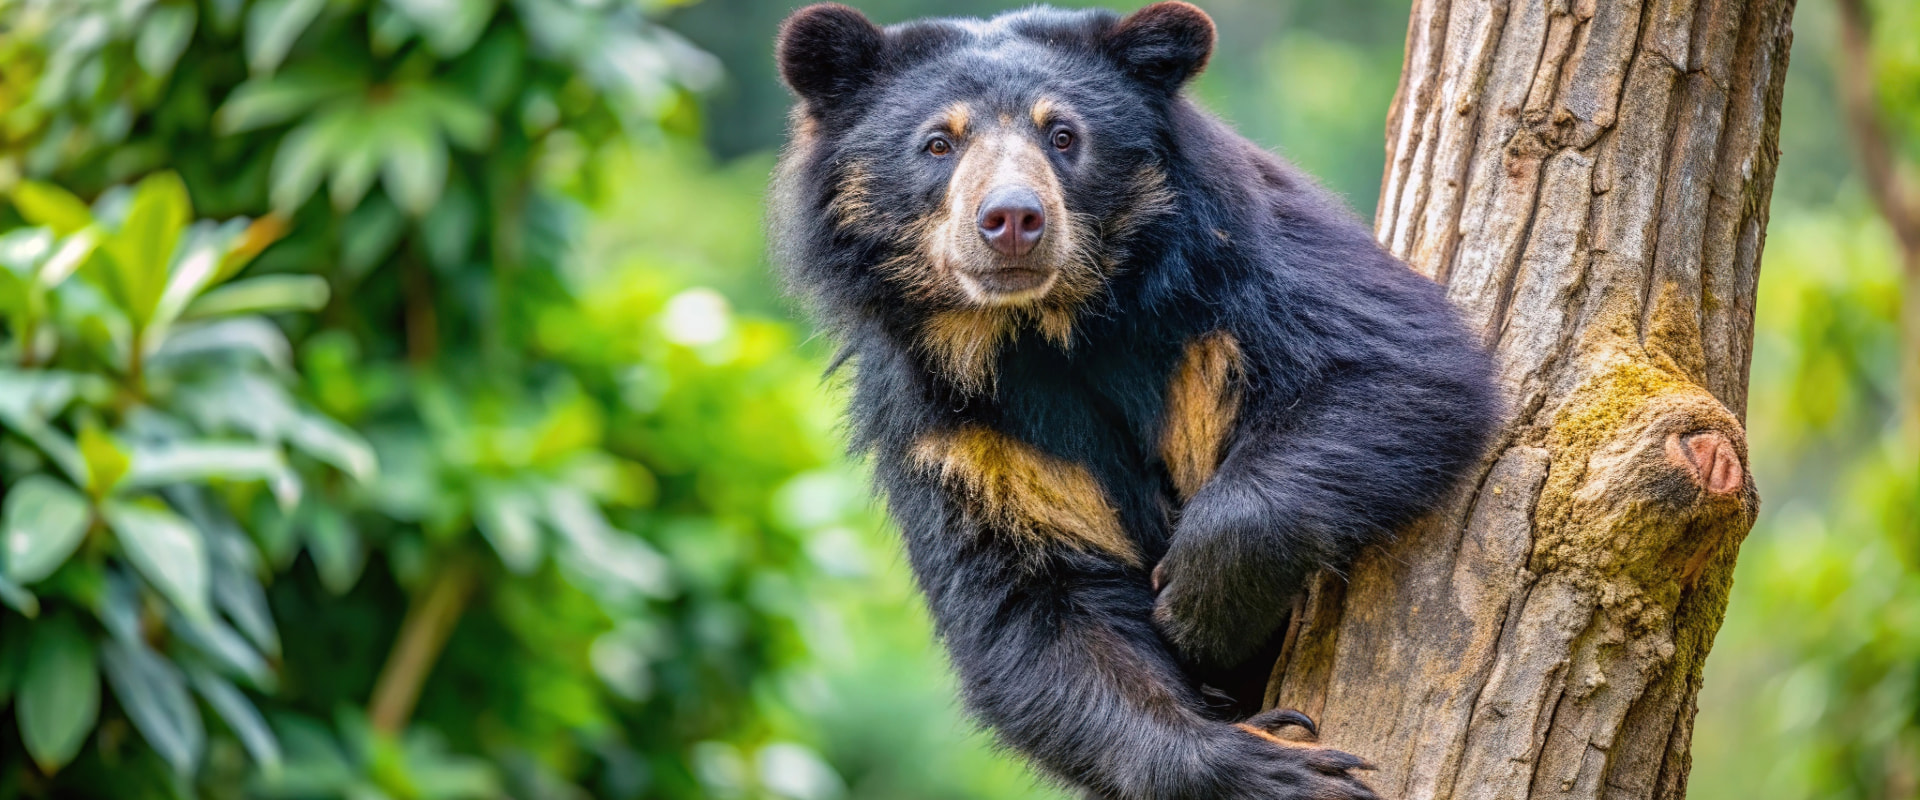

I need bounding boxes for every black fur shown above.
[772,4,1497,798]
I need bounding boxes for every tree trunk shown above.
[1261,1,1795,799]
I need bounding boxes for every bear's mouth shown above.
[956,265,1057,302]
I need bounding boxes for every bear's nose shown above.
[976,186,1046,257]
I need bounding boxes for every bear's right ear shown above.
[777,4,886,111]
[1104,2,1216,93]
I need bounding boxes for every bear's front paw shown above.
[1224,713,1378,800]
[1151,545,1298,670]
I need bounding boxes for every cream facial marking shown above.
[943,103,971,140]
[1030,97,1057,129]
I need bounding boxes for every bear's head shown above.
[773,2,1215,391]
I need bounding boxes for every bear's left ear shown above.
[778,4,887,112]
[1103,2,1216,93]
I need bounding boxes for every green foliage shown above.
[17,616,100,775]
[1690,2,1920,798]
[0,1,847,798]
[1864,0,1920,164]
[0,171,323,788]
[1694,207,1919,799]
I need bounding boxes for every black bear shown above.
[771,3,1497,798]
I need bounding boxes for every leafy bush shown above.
[0,1,854,797]
[0,169,324,783]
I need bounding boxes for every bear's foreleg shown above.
[907,530,1376,800]
[1154,364,1485,670]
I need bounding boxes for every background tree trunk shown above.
[1833,0,1920,444]
[1261,1,1796,798]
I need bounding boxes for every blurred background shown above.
[0,0,1910,798]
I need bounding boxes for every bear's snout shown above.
[976,185,1047,258]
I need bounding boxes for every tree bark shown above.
[1261,1,1795,799]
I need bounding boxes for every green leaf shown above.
[10,182,95,236]
[216,71,357,134]
[39,230,99,288]
[77,424,130,497]
[286,411,378,483]
[260,714,355,793]
[3,475,92,584]
[419,180,477,269]
[135,5,198,78]
[149,223,227,333]
[0,227,40,272]
[207,0,246,36]
[328,137,384,212]
[410,84,494,149]
[269,113,356,214]
[0,576,38,617]
[305,508,363,595]
[187,667,282,772]
[380,119,449,216]
[183,274,331,320]
[98,173,192,327]
[0,371,92,485]
[474,484,542,574]
[245,0,326,75]
[17,616,99,774]
[369,3,416,56]
[388,0,496,57]
[212,215,289,285]
[98,572,146,644]
[210,531,280,657]
[103,501,212,621]
[12,424,87,490]
[123,441,285,484]
[404,747,499,799]
[148,317,293,371]
[0,266,31,333]
[546,487,673,601]
[124,442,299,509]
[458,29,524,110]
[340,198,405,278]
[100,639,204,776]
[174,615,274,689]
[0,369,79,422]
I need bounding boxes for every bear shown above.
[770,3,1498,798]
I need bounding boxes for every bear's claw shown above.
[1245,708,1319,740]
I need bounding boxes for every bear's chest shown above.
[991,338,1177,469]
[907,328,1245,564]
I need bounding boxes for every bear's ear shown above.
[1103,2,1216,92]
[777,4,887,111]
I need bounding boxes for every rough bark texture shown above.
[1261,1,1796,799]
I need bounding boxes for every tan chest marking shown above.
[918,306,1077,394]
[1161,332,1244,501]
[910,426,1140,566]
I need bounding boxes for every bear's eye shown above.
[1051,127,1075,151]
[926,135,953,157]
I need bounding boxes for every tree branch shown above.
[367,556,478,735]
[1834,0,1920,268]
[1834,0,1920,445]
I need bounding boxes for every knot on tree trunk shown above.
[1533,353,1759,590]
[1440,351,1761,800]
